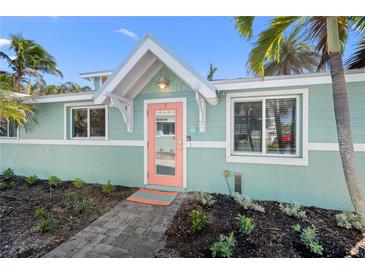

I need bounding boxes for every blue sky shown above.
[0,16,360,87]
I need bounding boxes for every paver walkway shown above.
[45,192,186,258]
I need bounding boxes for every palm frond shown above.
[348,16,365,32]
[346,37,365,69]
[234,16,255,39]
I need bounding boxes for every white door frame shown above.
[143,97,187,189]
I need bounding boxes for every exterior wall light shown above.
[158,78,169,90]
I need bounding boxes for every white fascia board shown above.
[214,72,365,91]
[28,93,95,104]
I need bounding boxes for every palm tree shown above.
[346,37,365,69]
[0,34,63,94]
[235,16,365,224]
[262,25,320,76]
[207,63,218,80]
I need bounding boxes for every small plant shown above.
[37,217,56,233]
[63,190,77,203]
[74,199,90,215]
[34,208,49,219]
[26,175,38,185]
[48,176,61,199]
[190,209,208,232]
[196,192,216,206]
[235,214,255,235]
[102,180,116,194]
[279,202,307,220]
[291,224,302,233]
[335,211,363,231]
[8,181,17,189]
[1,168,15,180]
[299,225,324,255]
[73,177,86,189]
[233,193,265,213]
[210,232,236,258]
[0,180,6,190]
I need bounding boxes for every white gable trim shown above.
[94,34,217,105]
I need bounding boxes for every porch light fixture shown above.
[158,78,169,90]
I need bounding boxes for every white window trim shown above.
[65,102,108,140]
[226,89,309,166]
[0,119,20,139]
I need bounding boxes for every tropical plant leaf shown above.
[234,16,255,39]
[346,37,365,69]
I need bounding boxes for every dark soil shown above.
[163,193,365,258]
[0,176,136,258]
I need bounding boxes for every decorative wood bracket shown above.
[195,92,206,133]
[108,93,133,133]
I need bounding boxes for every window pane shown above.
[90,108,105,137]
[234,101,262,152]
[9,121,18,137]
[72,108,88,138]
[0,118,8,137]
[266,98,297,155]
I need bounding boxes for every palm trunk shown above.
[328,52,365,224]
[327,17,365,225]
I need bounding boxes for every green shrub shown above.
[34,208,49,219]
[26,175,38,185]
[235,214,255,235]
[74,199,90,215]
[1,168,15,180]
[37,217,56,233]
[335,211,363,231]
[73,178,86,189]
[0,180,6,190]
[210,232,236,258]
[196,192,216,206]
[8,181,17,189]
[233,194,265,213]
[102,180,116,194]
[63,190,77,203]
[48,176,61,187]
[279,203,307,220]
[298,225,324,255]
[291,224,302,233]
[190,209,208,232]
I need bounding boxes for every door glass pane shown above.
[90,108,105,137]
[266,98,297,155]
[155,110,176,176]
[72,108,87,138]
[0,118,8,137]
[234,101,262,152]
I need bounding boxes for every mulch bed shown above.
[163,193,365,258]
[0,176,136,258]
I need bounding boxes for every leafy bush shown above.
[1,168,15,180]
[295,225,324,255]
[195,192,216,206]
[335,211,363,231]
[279,203,307,220]
[37,217,56,233]
[26,175,38,185]
[48,176,61,187]
[235,214,255,235]
[190,209,208,232]
[34,208,49,219]
[8,181,17,189]
[74,200,90,215]
[73,178,86,189]
[291,224,301,233]
[63,190,77,203]
[233,194,265,213]
[210,232,236,258]
[102,180,116,194]
[0,180,6,190]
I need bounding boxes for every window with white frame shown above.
[231,95,300,157]
[0,118,18,138]
[71,106,106,139]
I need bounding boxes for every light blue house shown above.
[1,34,364,210]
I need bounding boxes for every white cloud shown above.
[116,28,139,40]
[0,38,11,47]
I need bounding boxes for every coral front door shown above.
[147,102,183,188]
